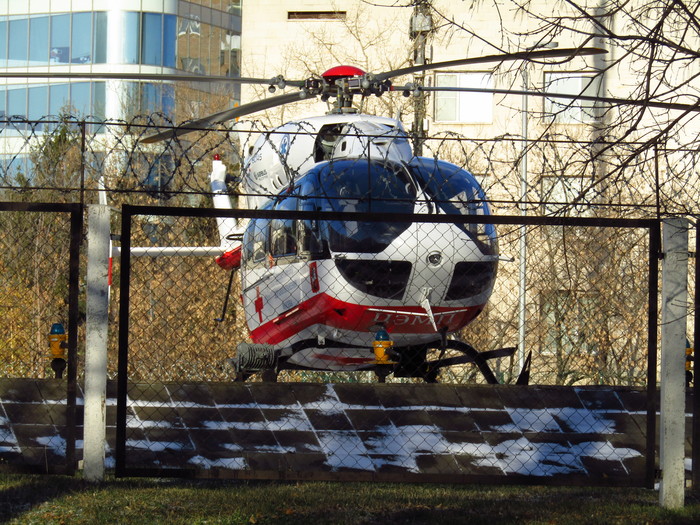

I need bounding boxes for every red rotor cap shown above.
[322,65,366,80]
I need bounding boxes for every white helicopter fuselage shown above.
[241,113,413,209]
[242,221,494,345]
[212,113,498,371]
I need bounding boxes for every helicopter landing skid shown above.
[231,339,529,385]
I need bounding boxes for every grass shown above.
[0,473,699,524]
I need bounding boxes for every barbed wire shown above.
[1,115,699,218]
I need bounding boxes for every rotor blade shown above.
[0,71,306,86]
[375,47,607,81]
[399,85,700,113]
[140,90,314,144]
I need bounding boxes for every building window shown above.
[50,13,70,64]
[8,18,28,65]
[27,85,48,124]
[544,72,602,124]
[0,19,6,67]
[139,82,174,118]
[178,15,201,36]
[181,57,206,75]
[434,72,493,124]
[93,11,107,64]
[141,12,163,66]
[288,11,346,20]
[122,11,140,64]
[92,82,106,121]
[29,16,49,65]
[163,15,177,68]
[49,83,70,115]
[6,87,26,119]
[71,12,92,63]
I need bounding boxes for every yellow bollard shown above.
[373,326,394,364]
[49,323,67,378]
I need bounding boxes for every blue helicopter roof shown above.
[294,157,489,216]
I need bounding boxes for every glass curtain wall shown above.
[0,6,241,121]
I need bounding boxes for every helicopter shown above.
[210,112,504,384]
[7,44,698,383]
[141,49,610,385]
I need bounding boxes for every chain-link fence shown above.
[0,202,81,474]
[0,118,690,482]
[116,207,659,387]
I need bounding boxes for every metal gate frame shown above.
[115,204,660,485]
[0,202,82,475]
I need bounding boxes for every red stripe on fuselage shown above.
[249,292,483,345]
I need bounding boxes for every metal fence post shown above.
[646,221,660,489]
[660,218,689,508]
[693,220,700,496]
[115,206,133,478]
[84,205,111,481]
[66,204,83,475]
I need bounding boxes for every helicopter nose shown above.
[406,221,491,307]
[406,222,459,302]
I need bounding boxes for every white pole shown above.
[517,41,558,375]
[660,218,688,508]
[83,205,111,482]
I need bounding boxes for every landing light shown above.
[427,252,442,266]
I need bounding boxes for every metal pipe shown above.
[518,41,559,374]
[111,246,224,258]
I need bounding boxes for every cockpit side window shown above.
[244,217,270,268]
[270,196,297,258]
[297,181,325,258]
[314,124,343,162]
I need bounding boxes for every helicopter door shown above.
[264,196,307,320]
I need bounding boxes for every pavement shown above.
[0,378,693,483]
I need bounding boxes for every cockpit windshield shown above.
[290,157,496,256]
[317,158,417,210]
[304,159,416,253]
[407,158,486,214]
